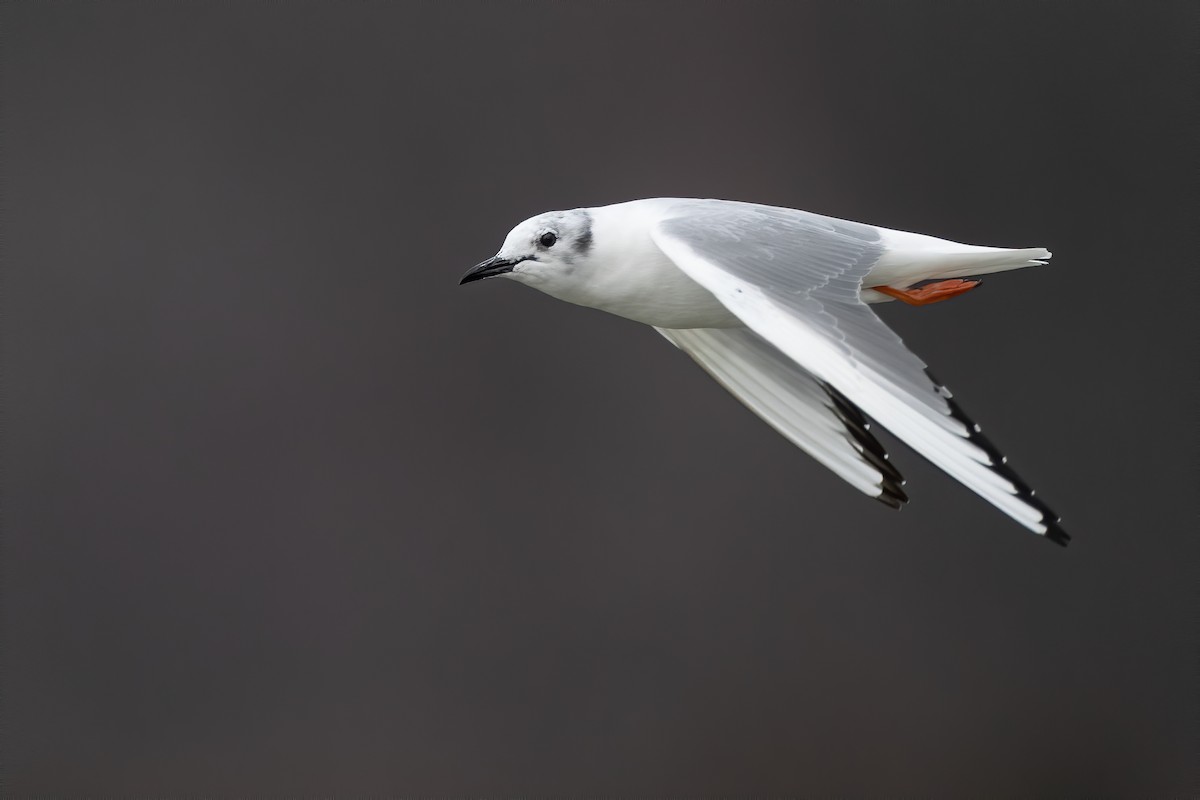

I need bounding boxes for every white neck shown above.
[544,199,741,329]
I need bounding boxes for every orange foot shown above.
[874,279,981,306]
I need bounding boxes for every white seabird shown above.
[461,198,1067,545]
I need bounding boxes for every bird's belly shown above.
[584,268,743,329]
[596,291,743,328]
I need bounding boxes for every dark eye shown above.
[539,232,558,248]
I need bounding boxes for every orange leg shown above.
[873,279,981,306]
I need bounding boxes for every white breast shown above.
[556,200,743,329]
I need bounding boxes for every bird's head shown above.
[460,208,595,294]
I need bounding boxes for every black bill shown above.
[459,255,527,285]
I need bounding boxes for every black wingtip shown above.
[819,380,910,510]
[923,369,1070,548]
[876,474,909,510]
[1044,520,1071,547]
[873,491,902,510]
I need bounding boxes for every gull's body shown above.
[462,198,1066,544]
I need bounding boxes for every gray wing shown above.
[657,326,907,507]
[650,199,1065,543]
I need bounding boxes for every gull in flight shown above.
[461,199,1067,545]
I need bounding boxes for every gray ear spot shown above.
[574,211,593,255]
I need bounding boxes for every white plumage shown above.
[461,198,1066,545]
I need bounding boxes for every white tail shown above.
[920,246,1051,281]
[869,226,1051,291]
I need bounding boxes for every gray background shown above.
[3,1,1195,796]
